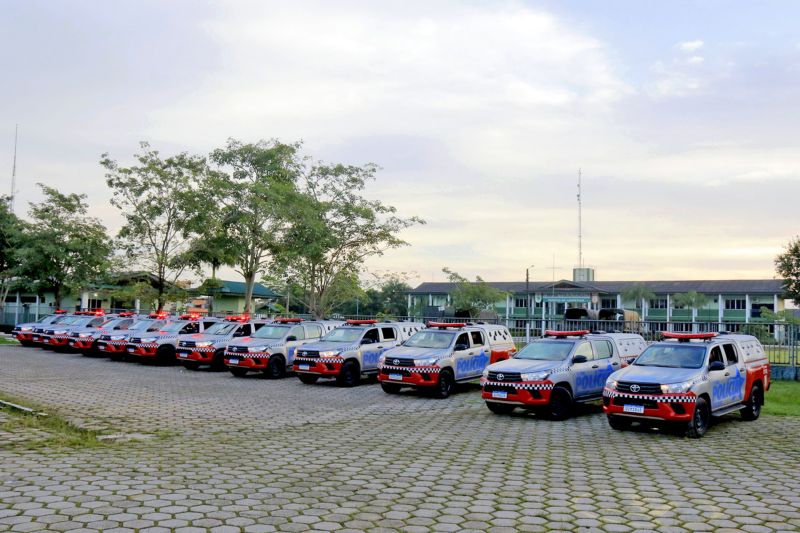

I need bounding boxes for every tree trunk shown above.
[209,263,218,315]
[243,271,256,315]
[54,286,62,310]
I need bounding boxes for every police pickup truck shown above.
[13,312,71,347]
[39,312,109,350]
[224,318,343,378]
[175,316,270,370]
[378,322,517,398]
[603,332,770,438]
[96,315,169,360]
[68,313,137,356]
[293,320,425,387]
[481,330,647,419]
[126,314,221,365]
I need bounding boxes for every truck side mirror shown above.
[455,343,469,351]
[286,335,297,342]
[708,360,726,372]
[360,338,374,345]
[572,355,588,364]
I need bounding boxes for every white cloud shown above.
[678,39,704,52]
[687,55,705,65]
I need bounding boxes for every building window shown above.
[514,297,528,309]
[87,299,103,310]
[601,297,616,309]
[649,299,668,309]
[725,299,747,310]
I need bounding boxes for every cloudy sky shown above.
[2,0,799,286]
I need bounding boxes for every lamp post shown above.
[525,264,534,342]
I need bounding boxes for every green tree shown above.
[101,143,207,311]
[671,291,710,320]
[208,139,301,314]
[442,268,507,318]
[15,184,112,309]
[776,238,800,305]
[276,161,423,319]
[622,285,656,312]
[0,197,22,310]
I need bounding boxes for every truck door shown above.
[285,325,306,364]
[707,346,729,410]
[571,341,598,398]
[456,330,490,379]
[452,332,475,379]
[591,339,618,396]
[718,343,747,407]
[360,328,382,370]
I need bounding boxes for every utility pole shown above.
[577,168,582,268]
[10,124,18,214]
[525,264,534,342]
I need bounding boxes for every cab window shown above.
[305,324,322,339]
[89,318,105,327]
[363,328,379,343]
[289,326,305,340]
[470,331,485,346]
[380,327,397,342]
[722,344,738,365]
[709,346,724,365]
[592,340,613,359]
[117,319,132,330]
[203,320,217,329]
[455,333,470,350]
[253,322,267,331]
[574,342,593,360]
[181,322,199,334]
[236,324,252,337]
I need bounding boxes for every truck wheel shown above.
[547,386,573,420]
[182,361,199,371]
[156,345,175,366]
[486,402,515,415]
[19,340,34,347]
[298,374,319,385]
[230,367,248,378]
[686,397,710,438]
[265,355,286,379]
[210,349,226,371]
[741,384,763,421]
[109,352,123,362]
[433,369,454,399]
[607,415,633,431]
[337,360,361,387]
[381,382,402,394]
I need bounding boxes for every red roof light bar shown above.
[345,319,377,325]
[427,322,466,329]
[545,330,590,337]
[662,332,718,341]
[274,317,303,323]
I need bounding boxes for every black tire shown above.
[298,373,319,385]
[229,367,248,378]
[486,402,516,415]
[608,415,633,431]
[686,396,710,438]
[19,341,34,348]
[109,352,124,362]
[381,382,402,394]
[741,384,763,421]
[337,360,361,387]
[182,361,200,371]
[547,386,573,420]
[265,355,286,379]
[156,345,175,366]
[210,349,226,371]
[433,369,454,399]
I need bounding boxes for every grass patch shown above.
[0,337,21,345]
[764,380,800,417]
[0,392,106,449]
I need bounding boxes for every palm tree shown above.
[671,291,710,322]
[621,285,656,315]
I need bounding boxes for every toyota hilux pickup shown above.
[126,315,221,365]
[224,318,343,378]
[39,312,109,350]
[378,322,517,398]
[176,317,270,371]
[97,316,170,360]
[293,320,425,387]
[68,315,138,356]
[13,312,71,346]
[603,331,770,438]
[481,330,647,419]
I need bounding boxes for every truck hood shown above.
[381,346,449,360]
[486,358,568,374]
[611,365,702,384]
[179,333,235,343]
[298,341,359,354]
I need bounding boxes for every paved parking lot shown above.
[1,346,799,532]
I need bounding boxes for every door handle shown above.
[724,372,730,377]
[612,362,619,366]
[468,352,474,355]
[591,365,599,369]
[377,346,383,349]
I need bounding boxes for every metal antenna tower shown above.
[577,168,582,268]
[10,124,18,213]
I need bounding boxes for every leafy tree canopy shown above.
[442,267,507,318]
[776,237,800,305]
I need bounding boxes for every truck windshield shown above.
[321,328,362,343]
[101,319,127,329]
[130,320,157,331]
[404,331,454,349]
[515,341,574,361]
[69,317,94,327]
[252,325,291,339]
[161,321,189,333]
[203,322,239,336]
[634,345,706,369]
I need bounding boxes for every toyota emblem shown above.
[497,373,504,381]
[393,359,399,365]
[630,384,640,393]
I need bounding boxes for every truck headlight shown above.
[320,350,341,357]
[415,357,438,367]
[110,335,125,341]
[140,337,157,343]
[53,330,68,335]
[606,378,617,390]
[482,368,490,379]
[661,380,695,394]
[78,333,93,338]
[378,355,386,365]
[521,371,549,381]
[249,346,268,353]
[195,341,213,347]
[20,327,32,332]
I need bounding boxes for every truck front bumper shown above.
[292,356,343,376]
[602,387,696,422]
[126,344,158,357]
[225,353,268,370]
[480,379,555,405]
[176,347,215,363]
[378,365,441,387]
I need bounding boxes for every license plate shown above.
[492,391,508,399]
[127,347,134,352]
[32,336,39,341]
[298,364,310,371]
[178,353,188,358]
[228,358,239,365]
[624,404,645,414]
[69,342,75,346]
[388,373,404,381]
[43,339,49,343]
[98,343,106,349]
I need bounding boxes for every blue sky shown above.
[2,1,799,285]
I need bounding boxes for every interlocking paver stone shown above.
[1,346,799,532]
